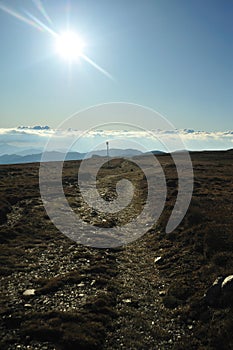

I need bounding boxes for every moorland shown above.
[0,150,233,349]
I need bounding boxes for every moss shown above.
[163,295,182,309]
[168,279,194,301]
[37,271,83,294]
[22,323,62,342]
[61,322,105,350]
[213,252,233,267]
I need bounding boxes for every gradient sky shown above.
[0,0,232,130]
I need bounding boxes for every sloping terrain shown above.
[0,150,233,349]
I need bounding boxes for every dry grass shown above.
[0,150,233,349]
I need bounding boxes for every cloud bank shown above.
[0,126,233,155]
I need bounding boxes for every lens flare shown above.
[55,31,85,61]
[32,0,53,25]
[0,1,113,80]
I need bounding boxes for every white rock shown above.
[222,275,233,289]
[24,304,32,308]
[154,256,162,264]
[159,291,166,297]
[23,289,35,296]
[77,282,85,287]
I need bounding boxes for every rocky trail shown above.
[103,236,189,350]
[0,196,189,349]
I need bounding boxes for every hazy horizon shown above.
[0,125,233,158]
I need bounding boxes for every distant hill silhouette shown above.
[0,149,145,165]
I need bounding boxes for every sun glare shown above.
[55,31,85,61]
[0,2,113,79]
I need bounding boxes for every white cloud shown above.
[0,126,233,155]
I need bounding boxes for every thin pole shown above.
[106,141,110,168]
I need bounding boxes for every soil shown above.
[0,150,233,349]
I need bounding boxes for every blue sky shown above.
[0,0,232,131]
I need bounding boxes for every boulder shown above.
[205,275,233,308]
[205,276,224,307]
[221,275,233,306]
[221,275,233,292]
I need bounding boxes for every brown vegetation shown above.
[0,150,233,349]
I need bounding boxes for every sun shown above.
[55,31,85,61]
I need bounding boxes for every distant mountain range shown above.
[0,149,165,165]
[0,143,43,156]
[1,145,232,165]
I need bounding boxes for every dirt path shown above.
[104,235,188,350]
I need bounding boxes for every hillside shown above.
[0,150,233,349]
